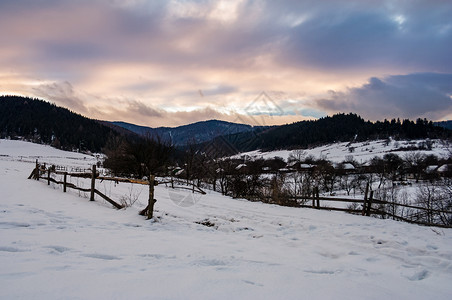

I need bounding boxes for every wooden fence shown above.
[28,161,450,228]
[28,161,205,219]
[287,184,452,228]
[159,177,207,195]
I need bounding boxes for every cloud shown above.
[30,81,89,114]
[1,0,451,126]
[126,100,162,118]
[2,0,451,74]
[277,0,452,72]
[90,103,230,127]
[316,73,452,120]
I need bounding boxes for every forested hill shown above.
[0,95,122,152]
[217,113,451,153]
[1,96,450,155]
[436,120,452,130]
[111,120,265,146]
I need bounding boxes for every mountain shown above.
[435,120,452,130]
[98,121,141,138]
[2,95,449,156]
[212,113,451,154]
[111,120,267,146]
[0,95,124,152]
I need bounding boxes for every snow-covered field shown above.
[1,139,452,299]
[233,139,449,163]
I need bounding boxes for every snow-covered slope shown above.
[233,139,449,163]
[0,139,99,168]
[1,140,452,299]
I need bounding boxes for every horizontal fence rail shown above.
[28,161,206,218]
[28,161,451,228]
[260,183,451,228]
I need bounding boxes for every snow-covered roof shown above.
[425,165,438,173]
[343,163,355,170]
[299,164,314,169]
[287,161,298,167]
[235,164,247,170]
[437,165,450,173]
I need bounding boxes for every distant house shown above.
[299,163,315,171]
[235,164,247,170]
[342,163,356,170]
[174,167,185,176]
[287,161,298,167]
[425,165,438,174]
[333,162,356,172]
[437,164,451,174]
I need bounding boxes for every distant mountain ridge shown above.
[205,113,452,156]
[111,120,267,146]
[2,95,450,156]
[0,95,124,152]
[435,120,452,130]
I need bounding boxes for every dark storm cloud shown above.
[316,73,452,120]
[3,0,450,73]
[275,0,452,71]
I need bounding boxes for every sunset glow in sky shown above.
[1,0,451,127]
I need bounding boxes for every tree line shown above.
[0,95,122,153]
[218,113,451,152]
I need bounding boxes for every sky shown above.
[0,0,451,127]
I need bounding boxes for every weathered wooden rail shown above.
[159,177,207,195]
[284,184,452,228]
[28,161,206,219]
[29,162,125,210]
[28,161,450,228]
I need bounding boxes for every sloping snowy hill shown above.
[1,140,452,299]
[232,139,449,163]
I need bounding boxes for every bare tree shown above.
[404,152,425,182]
[415,181,451,225]
[288,149,307,163]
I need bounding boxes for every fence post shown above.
[35,159,39,180]
[90,165,96,201]
[28,160,38,180]
[47,168,51,185]
[362,182,369,216]
[312,189,315,208]
[316,187,320,209]
[366,191,374,216]
[63,172,67,192]
[147,174,157,219]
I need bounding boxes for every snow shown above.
[235,163,247,170]
[1,139,452,299]
[232,139,449,164]
[342,163,355,170]
[426,165,439,173]
[438,165,450,173]
[299,163,314,169]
